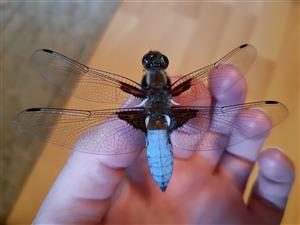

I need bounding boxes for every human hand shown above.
[33,65,294,224]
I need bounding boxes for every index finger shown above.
[171,65,247,161]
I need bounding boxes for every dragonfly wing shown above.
[32,49,145,104]
[15,107,146,154]
[171,44,256,102]
[170,101,288,151]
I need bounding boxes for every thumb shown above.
[33,119,144,224]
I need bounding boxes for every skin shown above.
[33,65,295,224]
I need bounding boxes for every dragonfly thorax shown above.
[143,69,170,89]
[141,69,172,112]
[145,114,171,130]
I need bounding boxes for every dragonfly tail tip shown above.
[160,185,168,192]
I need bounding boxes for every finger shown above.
[216,108,271,191]
[248,148,295,223]
[171,65,247,161]
[172,76,211,106]
[33,120,144,224]
[209,64,247,105]
[198,64,247,166]
[171,76,211,159]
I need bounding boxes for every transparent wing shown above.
[170,101,288,151]
[32,49,145,104]
[171,44,256,101]
[15,107,146,154]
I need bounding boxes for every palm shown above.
[104,153,252,224]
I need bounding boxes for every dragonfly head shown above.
[142,51,169,70]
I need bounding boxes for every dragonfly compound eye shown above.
[159,55,169,69]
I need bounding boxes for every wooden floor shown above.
[6,1,299,224]
[1,1,119,223]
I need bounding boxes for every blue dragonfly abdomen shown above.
[146,129,173,191]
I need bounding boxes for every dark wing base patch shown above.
[117,110,147,132]
[169,107,199,131]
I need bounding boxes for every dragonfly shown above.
[16,44,288,191]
